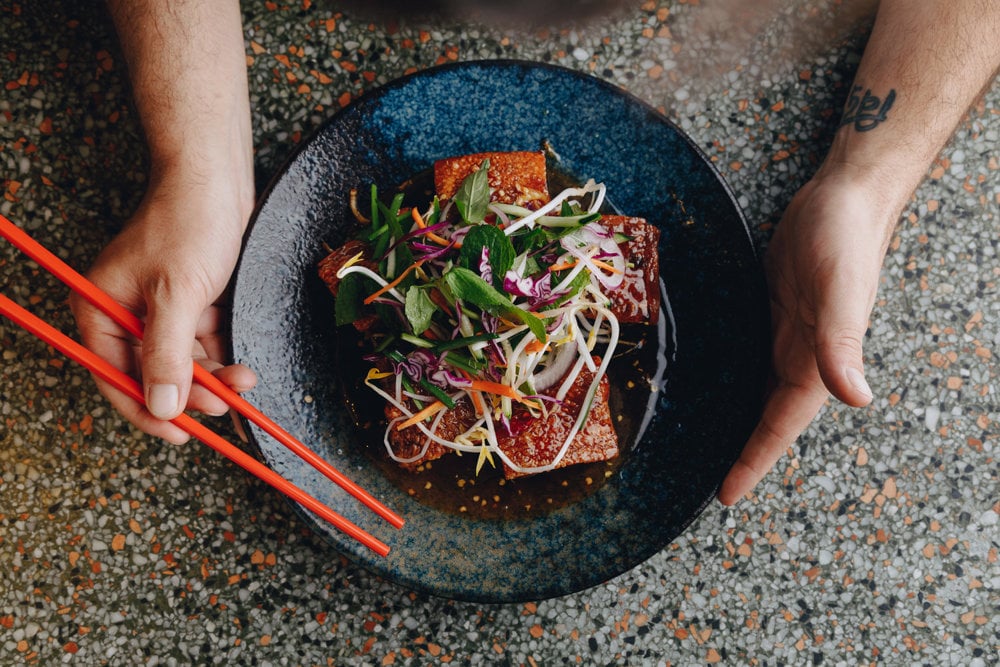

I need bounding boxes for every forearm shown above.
[820,0,1000,222]
[107,0,255,222]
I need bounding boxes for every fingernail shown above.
[846,367,873,401]
[147,383,180,419]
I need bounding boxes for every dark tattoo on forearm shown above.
[840,85,897,132]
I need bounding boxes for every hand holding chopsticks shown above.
[0,214,403,555]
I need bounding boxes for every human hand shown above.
[71,172,257,444]
[718,169,896,504]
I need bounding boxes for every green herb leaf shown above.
[516,226,550,252]
[453,159,491,224]
[442,267,547,341]
[334,272,377,326]
[404,286,436,335]
[458,224,515,288]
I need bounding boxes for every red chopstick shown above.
[0,214,403,530]
[0,293,390,556]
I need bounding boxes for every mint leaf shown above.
[442,267,547,341]
[334,272,377,326]
[453,159,491,224]
[458,224,515,288]
[404,286,436,334]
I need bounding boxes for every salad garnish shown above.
[333,158,632,476]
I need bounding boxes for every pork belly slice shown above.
[500,360,618,479]
[385,397,477,470]
[602,215,661,324]
[434,151,550,208]
[318,238,372,296]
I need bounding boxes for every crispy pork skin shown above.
[434,151,549,208]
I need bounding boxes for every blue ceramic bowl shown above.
[231,60,768,602]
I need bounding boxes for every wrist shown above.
[812,145,911,229]
[147,141,256,230]
[805,158,904,257]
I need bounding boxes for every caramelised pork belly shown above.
[384,397,476,470]
[601,215,661,323]
[499,361,617,479]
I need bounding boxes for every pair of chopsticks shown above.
[0,214,403,556]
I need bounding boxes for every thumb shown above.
[813,269,875,408]
[140,289,200,420]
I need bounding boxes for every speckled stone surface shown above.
[1,1,997,665]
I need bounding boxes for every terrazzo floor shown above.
[1,1,998,664]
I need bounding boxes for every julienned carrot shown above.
[467,379,539,408]
[593,258,624,275]
[411,208,452,247]
[469,389,485,417]
[364,259,424,305]
[458,369,486,417]
[548,258,578,273]
[549,257,623,275]
[396,400,447,431]
[525,339,546,353]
